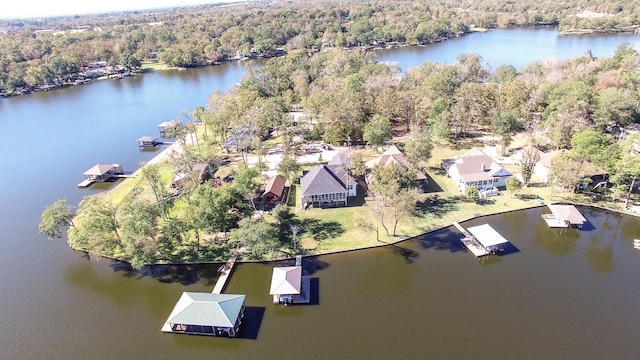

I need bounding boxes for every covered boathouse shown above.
[137,136,159,148]
[158,119,183,137]
[162,292,245,337]
[78,163,124,187]
[466,224,509,254]
[269,265,310,305]
[454,221,510,257]
[542,204,587,228]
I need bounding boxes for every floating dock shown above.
[634,239,640,250]
[212,257,237,294]
[453,222,509,257]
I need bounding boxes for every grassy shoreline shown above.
[92,134,638,266]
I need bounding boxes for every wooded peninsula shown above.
[2,0,640,94]
[31,0,640,269]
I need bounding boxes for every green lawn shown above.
[100,135,632,262]
[280,145,565,255]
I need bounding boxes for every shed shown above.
[162,292,245,337]
[262,175,286,202]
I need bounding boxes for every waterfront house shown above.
[158,119,183,137]
[532,149,609,188]
[365,145,428,191]
[171,163,210,190]
[443,148,511,193]
[162,292,246,337]
[262,175,286,203]
[326,152,358,196]
[269,265,310,304]
[300,163,356,208]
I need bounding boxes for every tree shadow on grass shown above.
[416,195,461,218]
[299,218,345,242]
[421,173,443,193]
[414,227,467,253]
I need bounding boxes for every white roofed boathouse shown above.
[269,265,311,305]
[542,204,587,229]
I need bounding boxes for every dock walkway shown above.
[212,257,237,294]
[452,221,491,257]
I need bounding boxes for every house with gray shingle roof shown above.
[300,157,356,208]
[445,148,512,193]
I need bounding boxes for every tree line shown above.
[3,0,640,93]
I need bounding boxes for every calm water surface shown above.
[376,27,640,70]
[1,29,639,359]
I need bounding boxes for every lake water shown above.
[376,27,640,70]
[0,28,639,359]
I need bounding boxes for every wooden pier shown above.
[453,222,490,257]
[212,257,237,294]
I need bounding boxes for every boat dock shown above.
[212,257,237,294]
[77,174,135,187]
[453,222,510,257]
[542,204,587,229]
[453,222,490,257]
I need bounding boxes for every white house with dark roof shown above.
[300,154,356,208]
[444,148,512,193]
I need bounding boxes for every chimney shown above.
[481,163,486,172]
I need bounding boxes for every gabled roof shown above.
[548,204,587,225]
[137,136,158,142]
[538,149,565,168]
[451,148,511,182]
[365,145,427,180]
[539,150,608,176]
[269,266,302,295]
[327,152,349,166]
[164,292,245,327]
[172,163,209,185]
[159,119,182,128]
[326,153,357,188]
[300,165,348,196]
[83,163,121,176]
[263,175,286,198]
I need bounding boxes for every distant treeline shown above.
[2,0,640,92]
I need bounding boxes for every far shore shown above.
[5,25,638,99]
